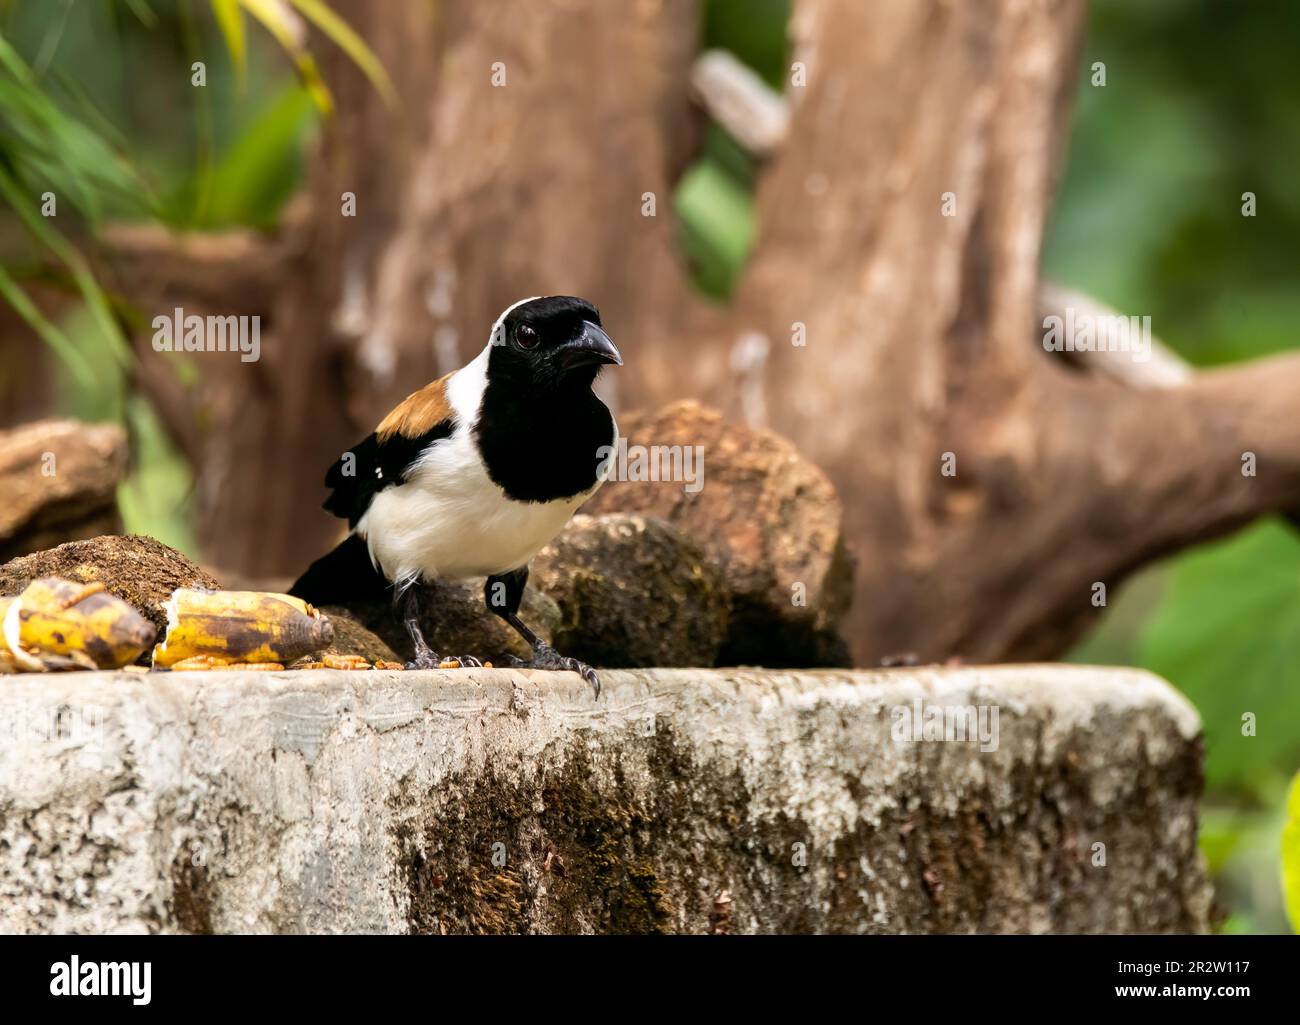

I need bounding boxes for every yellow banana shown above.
[0,597,19,673]
[152,589,334,669]
[2,577,156,672]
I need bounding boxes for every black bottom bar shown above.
[0,934,1291,1013]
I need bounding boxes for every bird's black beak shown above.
[558,320,622,370]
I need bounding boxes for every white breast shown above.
[358,434,598,584]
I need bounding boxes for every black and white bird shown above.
[290,296,621,694]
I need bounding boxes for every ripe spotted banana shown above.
[1,578,156,672]
[152,589,334,669]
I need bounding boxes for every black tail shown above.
[289,534,391,607]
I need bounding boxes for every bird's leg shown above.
[485,568,601,697]
[397,581,485,670]
[399,583,442,670]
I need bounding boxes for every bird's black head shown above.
[487,296,622,391]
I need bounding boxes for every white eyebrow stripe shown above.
[485,296,542,350]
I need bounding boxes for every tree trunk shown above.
[97,0,1300,665]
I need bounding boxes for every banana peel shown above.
[0,581,334,674]
[1,578,156,672]
[0,597,18,673]
[152,589,334,669]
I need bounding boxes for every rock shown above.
[0,664,1212,934]
[532,514,730,667]
[329,577,561,664]
[0,420,127,561]
[0,535,219,639]
[315,609,402,665]
[586,401,854,666]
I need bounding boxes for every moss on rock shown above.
[532,514,730,668]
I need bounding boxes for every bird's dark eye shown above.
[515,324,539,350]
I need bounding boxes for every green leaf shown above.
[0,33,150,222]
[283,0,396,107]
[0,166,133,369]
[702,0,791,90]
[675,159,755,299]
[239,0,334,115]
[0,266,96,391]
[210,0,247,87]
[191,83,314,228]
[120,0,158,29]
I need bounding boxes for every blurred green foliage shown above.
[673,1,788,298]
[1283,772,1300,932]
[702,0,790,90]
[176,81,314,229]
[1,1,322,546]
[1043,1,1300,366]
[1140,523,1300,797]
[1047,1,1300,934]
[675,133,756,299]
[2,1,316,226]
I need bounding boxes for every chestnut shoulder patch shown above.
[377,374,454,442]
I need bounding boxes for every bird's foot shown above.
[405,650,486,671]
[440,654,486,669]
[505,642,600,698]
[405,648,443,671]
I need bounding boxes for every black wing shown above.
[322,420,454,528]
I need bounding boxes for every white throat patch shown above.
[444,296,541,430]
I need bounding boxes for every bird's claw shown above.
[405,649,442,671]
[505,643,600,698]
[405,651,485,670]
